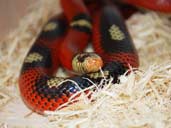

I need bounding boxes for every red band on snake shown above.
[122,0,171,13]
[19,0,170,114]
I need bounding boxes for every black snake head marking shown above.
[72,52,103,74]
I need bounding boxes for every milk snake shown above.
[19,0,171,114]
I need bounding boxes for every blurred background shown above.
[0,0,34,40]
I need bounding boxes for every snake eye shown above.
[72,53,103,74]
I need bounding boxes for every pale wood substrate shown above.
[0,0,171,128]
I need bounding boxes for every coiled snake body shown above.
[19,0,171,114]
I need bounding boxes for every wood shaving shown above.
[0,0,171,128]
[0,92,11,107]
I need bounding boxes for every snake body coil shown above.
[19,0,170,114]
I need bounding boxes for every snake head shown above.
[72,53,103,74]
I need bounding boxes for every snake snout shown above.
[72,53,103,74]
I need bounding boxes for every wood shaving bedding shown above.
[0,0,171,127]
